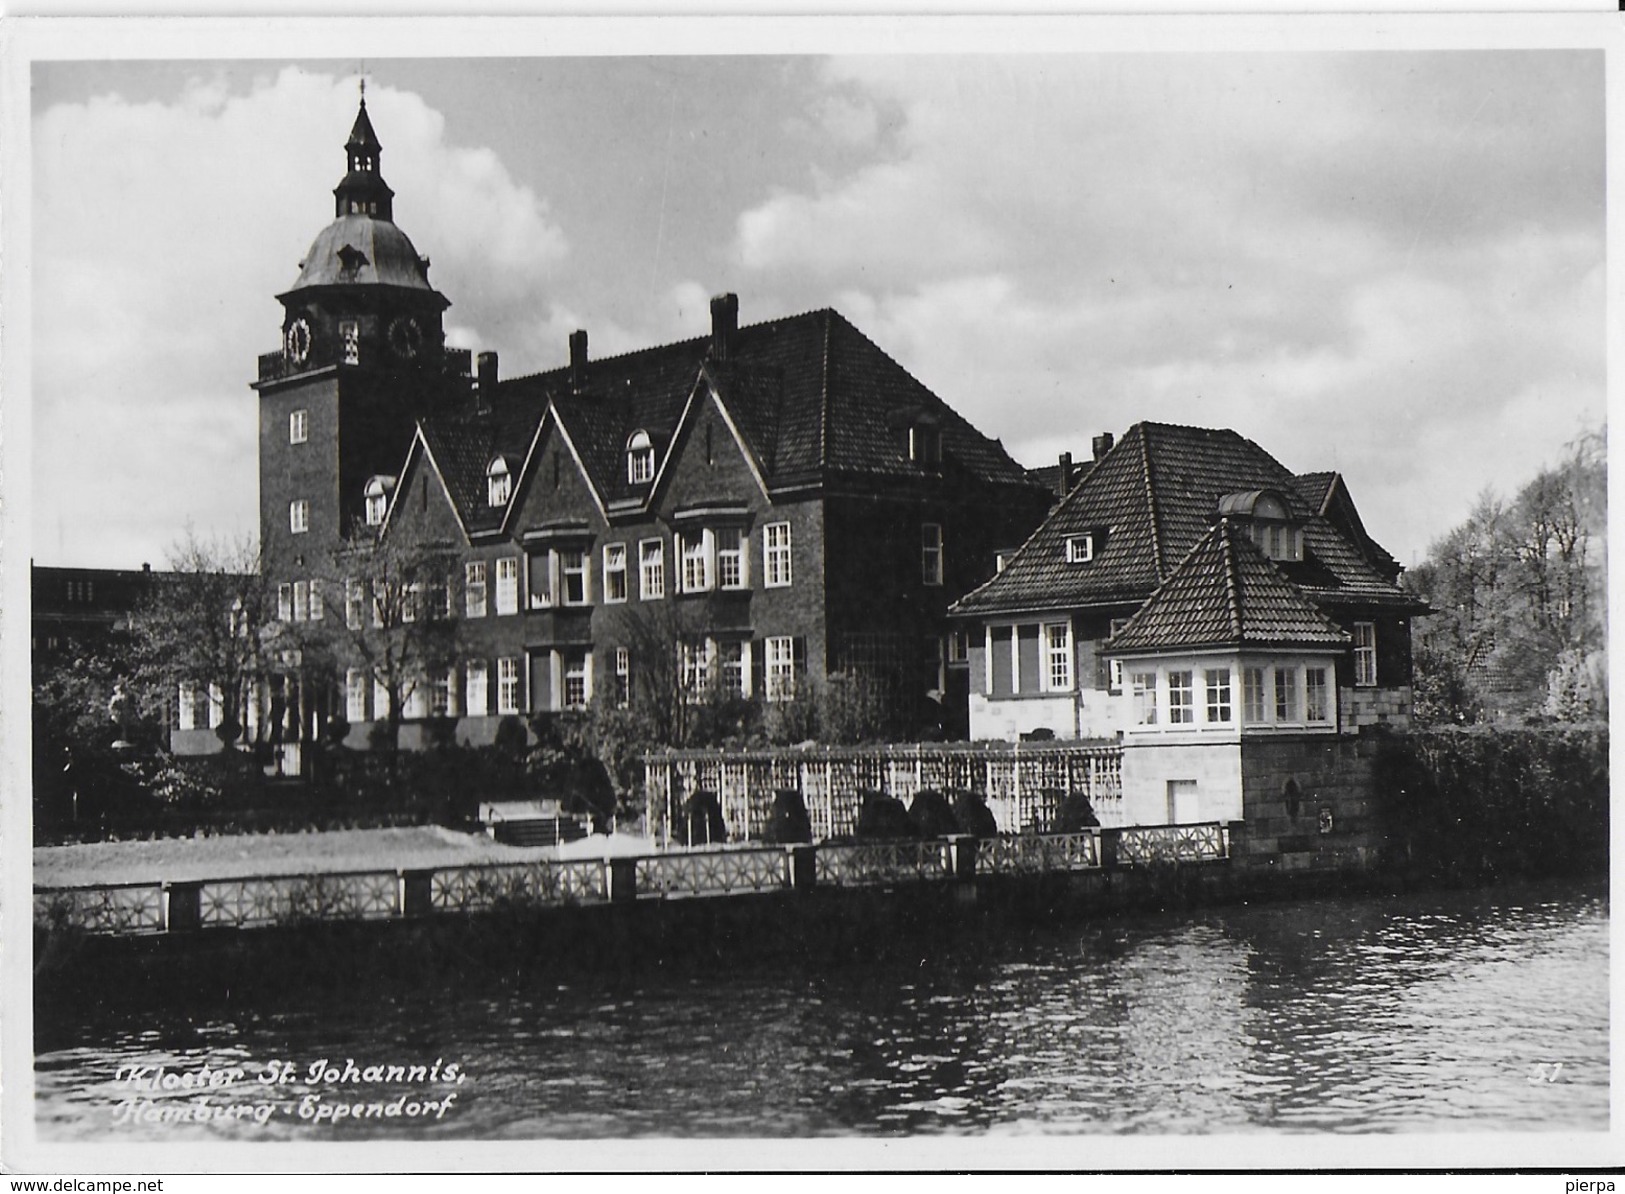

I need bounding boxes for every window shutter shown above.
[751,640,766,700]
[793,637,808,680]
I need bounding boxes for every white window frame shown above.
[292,580,309,622]
[679,530,712,594]
[364,478,388,527]
[290,499,309,535]
[1131,671,1158,726]
[1205,668,1233,724]
[1167,670,1195,725]
[289,409,308,445]
[1042,621,1073,692]
[562,652,591,710]
[496,657,522,715]
[764,522,792,588]
[1353,622,1378,687]
[345,579,365,630]
[1107,617,1130,691]
[717,528,748,591]
[559,548,591,607]
[487,457,511,508]
[921,523,944,587]
[1275,666,1300,722]
[765,636,797,702]
[1066,534,1094,563]
[1244,667,1268,723]
[639,539,666,600]
[613,647,631,708]
[1305,666,1331,723]
[465,561,488,618]
[603,543,628,604]
[495,557,520,615]
[346,669,368,724]
[465,660,489,717]
[627,430,655,484]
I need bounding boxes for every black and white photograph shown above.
[2,12,1616,1177]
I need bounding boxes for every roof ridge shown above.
[1219,519,1244,640]
[818,310,832,478]
[1138,424,1166,581]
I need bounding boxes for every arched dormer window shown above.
[487,457,512,507]
[627,430,655,484]
[364,475,396,527]
[1218,489,1303,562]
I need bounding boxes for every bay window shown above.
[1305,667,1331,723]
[1131,672,1158,725]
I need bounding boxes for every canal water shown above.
[32,877,1608,1139]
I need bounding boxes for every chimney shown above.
[569,329,589,393]
[475,351,498,413]
[1056,452,1074,498]
[709,293,738,361]
[1092,432,1115,462]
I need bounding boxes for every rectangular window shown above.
[603,544,628,603]
[1168,670,1194,724]
[764,522,792,588]
[402,581,420,623]
[1066,534,1094,563]
[563,653,589,709]
[177,682,197,731]
[639,539,666,600]
[1275,667,1299,722]
[289,409,308,444]
[1354,622,1378,687]
[345,579,364,630]
[1131,672,1158,725]
[307,579,322,620]
[766,636,798,701]
[719,640,749,698]
[465,661,489,717]
[1305,667,1331,723]
[374,678,389,723]
[1205,668,1233,724]
[1043,622,1072,692]
[277,583,293,622]
[560,549,590,606]
[680,532,711,593]
[403,679,427,721]
[465,562,487,618]
[346,669,368,724]
[292,580,309,622]
[340,320,359,365]
[921,523,944,587]
[679,638,714,699]
[1107,617,1130,691]
[497,657,521,715]
[290,500,309,534]
[946,629,969,664]
[613,648,631,708]
[431,669,456,718]
[495,557,519,615]
[717,528,748,590]
[1244,667,1268,723]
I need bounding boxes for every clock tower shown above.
[253,90,471,588]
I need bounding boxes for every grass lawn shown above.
[32,826,579,888]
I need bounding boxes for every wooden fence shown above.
[643,741,1124,845]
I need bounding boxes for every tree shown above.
[306,524,460,752]
[127,530,269,750]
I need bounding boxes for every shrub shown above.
[949,788,1000,838]
[764,789,813,844]
[856,790,917,839]
[678,790,728,846]
[907,789,959,838]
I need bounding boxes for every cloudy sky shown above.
[26,38,1605,571]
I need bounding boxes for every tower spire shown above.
[333,85,393,221]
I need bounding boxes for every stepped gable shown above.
[1107,519,1351,654]
[413,307,1039,531]
[952,421,1420,617]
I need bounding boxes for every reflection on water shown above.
[34,878,1607,1138]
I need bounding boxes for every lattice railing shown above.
[815,840,952,887]
[1116,823,1228,866]
[196,872,399,928]
[634,847,788,899]
[644,741,1123,844]
[977,831,1100,875]
[34,884,164,935]
[429,860,606,912]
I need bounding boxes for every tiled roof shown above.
[1107,519,1351,654]
[951,421,1421,617]
[414,307,1038,528]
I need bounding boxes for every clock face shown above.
[389,315,424,360]
[285,317,312,364]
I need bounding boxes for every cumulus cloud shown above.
[733,51,1604,564]
[32,67,568,566]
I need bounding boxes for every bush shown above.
[856,790,917,839]
[907,789,959,838]
[678,790,728,846]
[1375,724,1608,881]
[949,788,1000,838]
[764,789,813,844]
[1052,789,1101,833]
